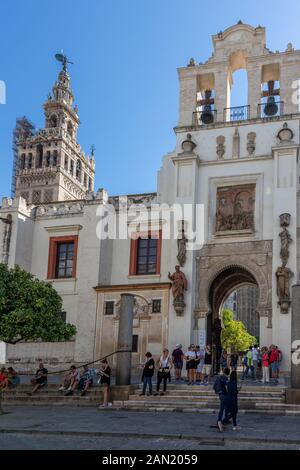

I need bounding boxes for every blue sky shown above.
[1,0,300,198]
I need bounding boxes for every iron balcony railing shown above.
[258,100,284,118]
[223,105,250,122]
[192,109,217,126]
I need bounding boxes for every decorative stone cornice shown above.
[94,282,172,292]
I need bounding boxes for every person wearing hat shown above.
[172,344,184,381]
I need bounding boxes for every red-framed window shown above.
[129,231,162,275]
[47,235,78,279]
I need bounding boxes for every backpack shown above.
[213,375,223,395]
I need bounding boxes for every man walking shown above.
[214,367,230,432]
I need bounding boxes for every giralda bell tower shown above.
[14,55,95,205]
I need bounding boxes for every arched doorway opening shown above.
[207,266,259,373]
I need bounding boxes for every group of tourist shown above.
[139,343,238,396]
[24,360,112,407]
[0,366,20,390]
[57,359,111,406]
[173,344,213,385]
[241,344,282,384]
[0,342,283,414]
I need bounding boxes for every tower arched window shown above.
[28,153,33,169]
[70,159,74,175]
[53,150,58,166]
[50,114,58,128]
[76,159,82,181]
[20,153,26,170]
[67,121,73,138]
[36,144,43,168]
[46,151,51,167]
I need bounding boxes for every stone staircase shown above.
[1,384,102,407]
[112,384,300,415]
[2,382,300,415]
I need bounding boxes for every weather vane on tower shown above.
[55,51,74,72]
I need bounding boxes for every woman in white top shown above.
[154,349,173,396]
[184,345,197,385]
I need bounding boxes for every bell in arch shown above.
[264,80,278,117]
[201,90,214,124]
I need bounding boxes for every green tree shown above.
[0,263,76,344]
[221,309,256,351]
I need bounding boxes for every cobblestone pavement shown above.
[0,406,299,450]
[0,433,299,450]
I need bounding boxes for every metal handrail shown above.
[4,349,133,377]
[223,105,250,122]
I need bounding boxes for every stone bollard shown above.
[115,294,134,386]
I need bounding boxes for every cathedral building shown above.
[1,22,300,374]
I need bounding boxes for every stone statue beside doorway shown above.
[276,213,293,313]
[177,231,187,266]
[168,265,188,316]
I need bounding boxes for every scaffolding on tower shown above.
[11,116,35,197]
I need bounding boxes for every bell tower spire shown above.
[44,53,79,141]
[14,54,95,205]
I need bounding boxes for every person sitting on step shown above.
[77,365,93,397]
[27,362,48,395]
[59,365,80,392]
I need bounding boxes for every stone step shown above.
[117,399,261,408]
[255,402,300,411]
[133,390,284,397]
[108,404,300,416]
[2,400,97,407]
[2,395,99,403]
[2,389,102,396]
[112,400,300,414]
[2,394,97,403]
[137,384,286,392]
[129,395,284,403]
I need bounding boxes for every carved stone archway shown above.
[209,265,257,319]
[194,240,273,328]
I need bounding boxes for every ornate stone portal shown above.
[276,213,293,314]
[194,240,273,329]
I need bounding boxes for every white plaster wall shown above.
[6,341,75,372]
[271,148,298,372]
[74,203,102,362]
[175,119,299,162]
[0,341,6,365]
